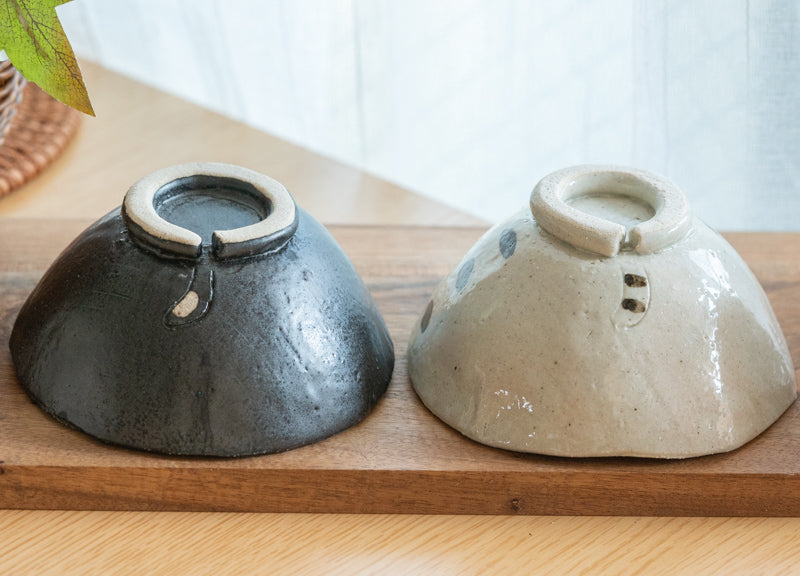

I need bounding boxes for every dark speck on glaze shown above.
[622,298,647,313]
[624,273,648,288]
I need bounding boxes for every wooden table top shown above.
[1,62,798,574]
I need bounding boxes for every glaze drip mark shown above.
[624,273,648,287]
[621,298,646,313]
[421,300,433,333]
[164,260,214,328]
[456,258,474,291]
[499,229,517,259]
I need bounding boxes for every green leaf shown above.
[0,0,94,116]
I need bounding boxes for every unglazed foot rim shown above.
[123,162,297,259]
[530,165,692,257]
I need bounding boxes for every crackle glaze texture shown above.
[10,165,394,457]
[408,166,796,458]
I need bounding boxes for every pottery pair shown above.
[10,163,797,459]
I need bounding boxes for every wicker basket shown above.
[0,60,27,146]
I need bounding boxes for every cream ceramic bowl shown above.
[408,165,796,458]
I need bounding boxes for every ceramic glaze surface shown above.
[408,165,796,458]
[10,163,394,457]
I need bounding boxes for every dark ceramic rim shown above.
[122,162,298,259]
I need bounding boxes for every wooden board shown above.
[1,219,799,516]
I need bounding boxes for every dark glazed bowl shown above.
[10,162,394,456]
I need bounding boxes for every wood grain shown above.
[1,219,798,515]
[2,511,800,575]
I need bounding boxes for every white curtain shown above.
[61,0,800,229]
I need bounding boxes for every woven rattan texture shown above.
[0,61,26,145]
[0,82,81,199]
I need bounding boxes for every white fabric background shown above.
[59,0,800,230]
